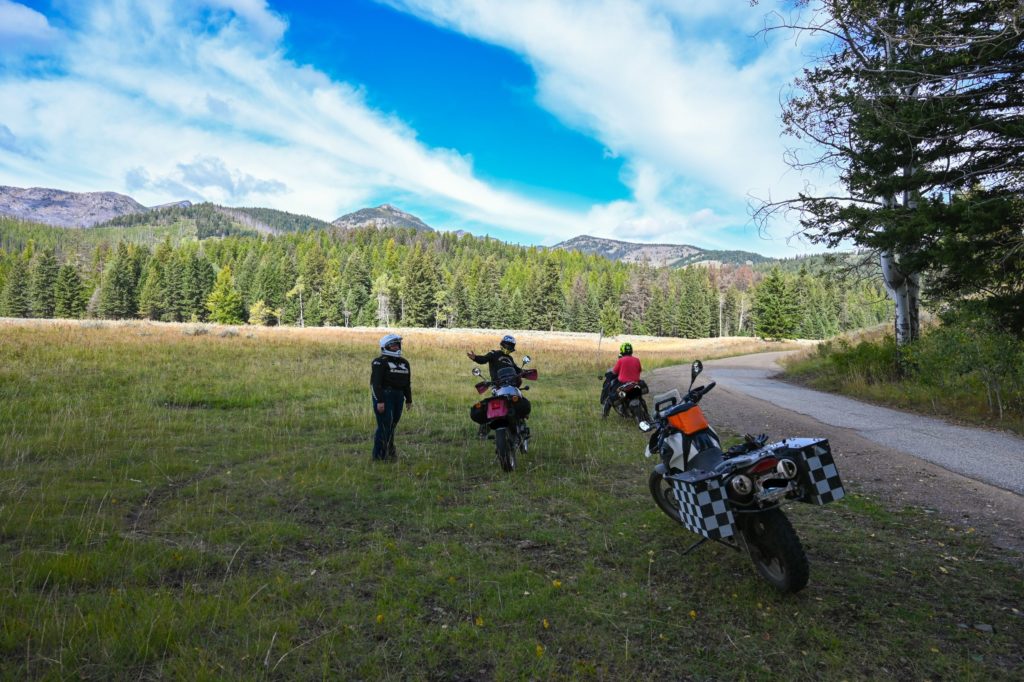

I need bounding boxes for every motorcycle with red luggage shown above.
[469,356,538,472]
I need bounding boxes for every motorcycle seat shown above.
[688,446,724,473]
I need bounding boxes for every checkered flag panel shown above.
[795,440,845,505]
[668,471,735,539]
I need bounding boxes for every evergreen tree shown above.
[138,243,170,320]
[98,242,139,319]
[29,249,59,318]
[1,256,31,317]
[535,258,564,331]
[183,253,215,321]
[599,300,623,336]
[206,265,246,324]
[753,268,799,340]
[54,264,86,319]
[401,244,438,326]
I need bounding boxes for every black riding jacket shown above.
[471,350,520,382]
[371,354,412,403]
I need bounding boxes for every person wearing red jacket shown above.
[603,342,642,417]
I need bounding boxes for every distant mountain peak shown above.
[0,185,147,228]
[333,204,433,232]
[554,234,769,268]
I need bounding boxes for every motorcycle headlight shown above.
[729,474,753,497]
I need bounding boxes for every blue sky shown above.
[0,0,825,256]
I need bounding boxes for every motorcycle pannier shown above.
[667,404,710,435]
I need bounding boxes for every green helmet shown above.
[619,342,633,356]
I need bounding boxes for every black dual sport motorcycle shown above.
[469,356,538,472]
[600,371,651,425]
[639,360,845,593]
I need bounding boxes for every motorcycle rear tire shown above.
[495,427,516,472]
[739,508,809,593]
[633,399,651,426]
[648,470,682,524]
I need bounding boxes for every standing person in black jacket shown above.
[370,333,412,462]
[465,334,520,381]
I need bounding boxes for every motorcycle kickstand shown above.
[680,536,740,556]
[680,537,708,556]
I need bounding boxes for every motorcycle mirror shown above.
[522,355,531,365]
[689,360,703,390]
[638,421,653,432]
[472,367,482,377]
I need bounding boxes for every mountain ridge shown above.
[553,234,770,267]
[0,185,147,228]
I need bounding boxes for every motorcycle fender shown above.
[653,462,668,476]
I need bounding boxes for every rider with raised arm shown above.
[466,334,521,382]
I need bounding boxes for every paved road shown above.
[690,352,1024,495]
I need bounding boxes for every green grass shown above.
[1,323,1022,680]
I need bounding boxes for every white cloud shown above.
[0,0,589,238]
[0,0,61,49]
[383,0,822,250]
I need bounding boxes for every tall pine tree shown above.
[29,249,59,318]
[54,264,86,319]
[206,265,246,324]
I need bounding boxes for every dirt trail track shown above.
[651,351,1024,556]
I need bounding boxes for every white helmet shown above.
[380,333,402,357]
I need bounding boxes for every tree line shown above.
[0,218,889,339]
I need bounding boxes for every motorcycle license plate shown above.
[486,400,509,419]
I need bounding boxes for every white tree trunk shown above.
[880,251,920,346]
[881,183,921,347]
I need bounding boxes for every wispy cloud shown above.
[382,0,825,250]
[0,0,817,254]
[0,0,596,237]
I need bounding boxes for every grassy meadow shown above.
[1,320,1022,680]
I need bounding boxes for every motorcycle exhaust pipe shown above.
[729,474,753,497]
[776,458,799,479]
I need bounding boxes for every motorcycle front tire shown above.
[648,470,683,524]
[738,508,809,593]
[495,427,516,472]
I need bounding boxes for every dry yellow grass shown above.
[0,317,811,367]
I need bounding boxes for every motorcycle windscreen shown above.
[665,469,736,539]
[486,399,509,419]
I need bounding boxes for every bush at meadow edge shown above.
[788,311,1024,433]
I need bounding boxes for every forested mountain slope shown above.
[0,212,890,339]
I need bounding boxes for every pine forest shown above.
[0,206,891,340]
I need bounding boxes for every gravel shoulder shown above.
[651,351,1024,558]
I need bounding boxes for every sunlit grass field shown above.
[1,320,1021,680]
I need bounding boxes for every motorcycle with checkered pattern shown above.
[639,360,845,593]
[468,356,538,472]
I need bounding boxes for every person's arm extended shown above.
[466,350,490,364]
